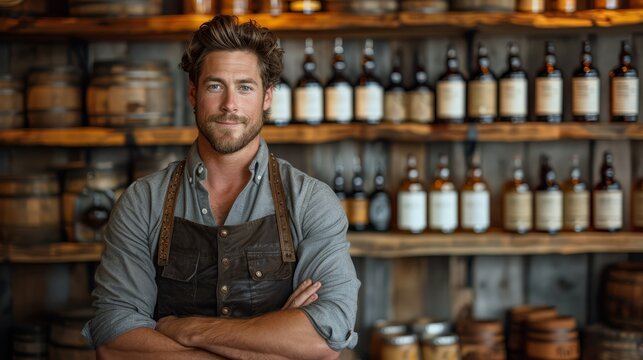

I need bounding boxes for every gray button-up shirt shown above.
[82,138,360,351]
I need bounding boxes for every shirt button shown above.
[197,165,204,175]
[188,176,193,184]
[219,228,228,238]
[221,257,230,268]
[221,307,230,316]
[201,208,208,215]
[255,270,263,278]
[256,175,262,181]
[220,285,229,294]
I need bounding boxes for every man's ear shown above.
[188,80,197,109]
[263,86,273,111]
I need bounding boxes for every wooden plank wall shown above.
[0,263,10,360]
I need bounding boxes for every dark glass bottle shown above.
[333,163,348,218]
[610,41,639,122]
[355,39,384,124]
[535,155,563,234]
[468,43,497,124]
[535,42,563,123]
[572,41,600,122]
[499,43,528,123]
[593,151,623,232]
[325,37,353,124]
[369,166,392,232]
[562,155,589,232]
[384,50,406,124]
[348,157,369,232]
[289,0,322,14]
[294,38,324,125]
[407,50,434,124]
[436,45,466,124]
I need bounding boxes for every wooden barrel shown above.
[338,0,398,13]
[68,0,162,17]
[87,61,174,127]
[508,305,557,360]
[12,323,48,360]
[26,67,82,128]
[451,0,515,11]
[400,0,448,12]
[525,316,579,360]
[48,307,95,360]
[63,165,127,242]
[457,320,506,360]
[604,261,643,331]
[0,74,24,129]
[0,173,61,245]
[584,323,643,360]
[0,0,47,16]
[370,320,409,360]
[132,146,185,180]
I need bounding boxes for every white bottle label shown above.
[593,190,623,230]
[268,83,291,124]
[461,191,490,231]
[468,80,497,118]
[535,191,563,231]
[437,80,466,119]
[563,191,590,230]
[429,190,458,232]
[325,84,353,123]
[504,192,533,231]
[612,77,639,116]
[294,86,323,123]
[572,77,600,116]
[398,191,427,233]
[634,190,643,228]
[407,89,434,123]
[535,77,563,116]
[355,84,384,123]
[499,78,528,117]
[384,91,406,123]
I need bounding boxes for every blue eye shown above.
[207,83,222,91]
[240,85,253,92]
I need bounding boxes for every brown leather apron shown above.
[154,154,297,319]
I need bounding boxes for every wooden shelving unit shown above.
[6,242,104,263]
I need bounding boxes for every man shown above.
[82,15,360,359]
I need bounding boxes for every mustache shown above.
[208,114,248,124]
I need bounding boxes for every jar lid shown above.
[416,320,451,338]
[374,320,408,336]
[428,333,459,346]
[383,333,417,346]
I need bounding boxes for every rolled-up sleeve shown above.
[82,181,159,347]
[295,181,360,351]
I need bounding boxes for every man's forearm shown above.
[158,309,339,360]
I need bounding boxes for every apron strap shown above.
[268,153,297,263]
[157,160,185,266]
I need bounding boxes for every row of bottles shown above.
[269,39,639,126]
[336,150,643,234]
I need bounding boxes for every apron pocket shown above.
[161,248,199,281]
[246,251,292,281]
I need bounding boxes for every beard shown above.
[196,112,263,155]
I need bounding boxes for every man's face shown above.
[189,50,272,154]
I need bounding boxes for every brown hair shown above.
[180,15,283,90]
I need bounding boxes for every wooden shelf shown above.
[0,10,641,39]
[348,230,643,257]
[6,242,104,263]
[0,123,641,146]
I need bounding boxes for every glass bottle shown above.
[461,152,490,233]
[436,45,466,124]
[407,50,434,124]
[348,156,369,232]
[325,37,353,124]
[593,151,623,232]
[355,39,384,124]
[503,156,532,234]
[562,155,589,232]
[221,0,252,14]
[397,154,427,234]
[535,42,563,123]
[289,0,322,13]
[258,0,287,15]
[429,154,458,233]
[369,165,392,232]
[384,50,406,124]
[593,0,619,9]
[572,41,600,122]
[535,155,563,234]
[267,39,292,126]
[517,0,545,12]
[294,38,324,125]
[333,162,348,218]
[610,40,639,122]
[499,43,529,123]
[468,43,497,124]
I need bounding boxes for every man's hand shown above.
[282,279,321,310]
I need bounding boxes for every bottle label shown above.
[499,78,528,117]
[504,192,533,231]
[268,83,291,124]
[398,191,427,233]
[634,190,643,228]
[325,84,353,123]
[612,77,639,116]
[461,191,490,230]
[468,80,497,118]
[369,192,391,231]
[535,77,563,116]
[593,190,623,230]
[535,191,563,231]
[348,197,369,227]
[572,77,600,116]
[294,86,323,123]
[384,91,406,123]
[355,84,384,123]
[563,191,590,230]
[437,80,465,119]
[407,89,434,123]
[429,190,458,231]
